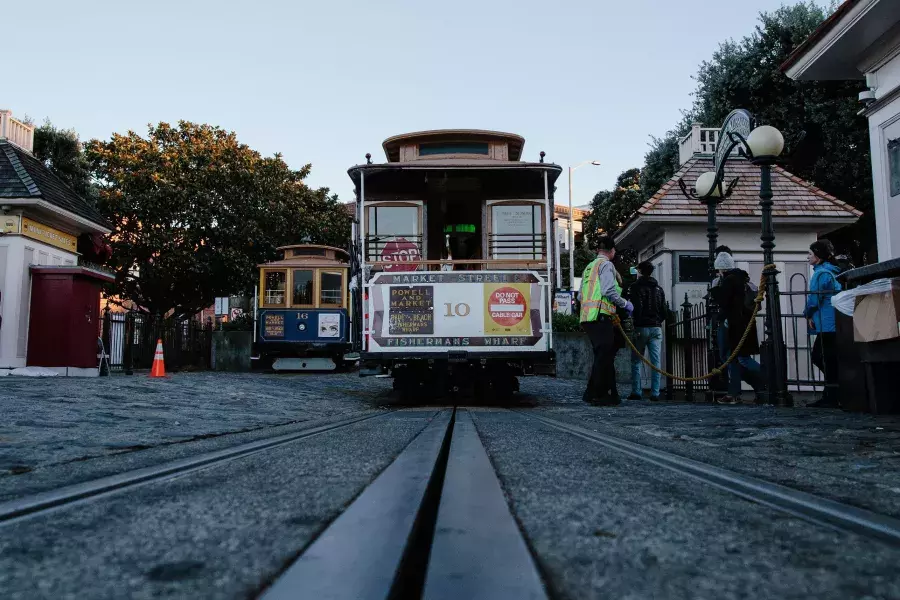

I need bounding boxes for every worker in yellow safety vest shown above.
[579,234,632,405]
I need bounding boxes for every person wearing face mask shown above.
[804,239,842,408]
[580,235,633,406]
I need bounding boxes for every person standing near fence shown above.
[710,251,764,405]
[804,240,842,408]
[625,261,667,401]
[580,235,633,406]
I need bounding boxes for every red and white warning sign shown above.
[381,238,421,272]
[488,286,526,327]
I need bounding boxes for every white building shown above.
[1,109,112,373]
[615,125,861,308]
[782,0,900,261]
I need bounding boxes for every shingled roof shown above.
[0,139,109,229]
[628,157,861,224]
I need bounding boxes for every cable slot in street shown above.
[519,411,900,547]
[0,410,387,526]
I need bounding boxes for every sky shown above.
[6,0,828,208]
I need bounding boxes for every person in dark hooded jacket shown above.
[625,261,667,400]
[804,239,842,408]
[709,252,763,404]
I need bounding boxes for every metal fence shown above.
[101,310,214,373]
[659,273,835,401]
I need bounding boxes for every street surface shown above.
[2,373,900,599]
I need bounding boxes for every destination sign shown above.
[264,313,285,338]
[376,272,539,285]
[389,286,434,335]
[379,336,540,347]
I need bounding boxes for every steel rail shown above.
[519,411,900,547]
[0,410,387,525]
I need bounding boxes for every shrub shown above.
[552,312,582,333]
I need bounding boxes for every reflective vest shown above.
[580,256,621,322]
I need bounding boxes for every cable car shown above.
[254,245,353,371]
[347,129,562,399]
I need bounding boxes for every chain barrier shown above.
[610,264,775,383]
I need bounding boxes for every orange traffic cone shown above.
[150,339,166,378]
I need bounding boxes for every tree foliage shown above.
[33,120,96,202]
[582,168,644,243]
[85,121,350,317]
[634,2,873,261]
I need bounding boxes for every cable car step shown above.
[272,357,336,371]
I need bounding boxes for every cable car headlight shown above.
[298,323,307,332]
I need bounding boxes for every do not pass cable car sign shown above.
[484,284,531,335]
[381,238,420,272]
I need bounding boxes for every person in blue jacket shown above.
[804,240,842,408]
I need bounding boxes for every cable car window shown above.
[368,206,419,236]
[418,142,489,156]
[320,271,343,306]
[263,270,287,307]
[366,205,421,266]
[490,204,543,260]
[292,270,314,306]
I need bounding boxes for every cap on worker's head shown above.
[713,252,736,270]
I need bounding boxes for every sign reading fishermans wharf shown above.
[388,286,434,335]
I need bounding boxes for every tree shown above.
[85,121,350,317]
[640,117,692,198]
[582,168,644,244]
[650,2,873,262]
[32,120,96,202]
[559,242,596,288]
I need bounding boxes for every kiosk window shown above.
[292,270,314,306]
[678,255,709,283]
[320,271,343,306]
[263,271,287,307]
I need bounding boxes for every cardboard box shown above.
[853,279,900,342]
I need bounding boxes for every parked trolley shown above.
[254,245,353,371]
[348,129,563,400]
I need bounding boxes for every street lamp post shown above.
[744,125,793,407]
[568,160,601,289]
[678,111,792,407]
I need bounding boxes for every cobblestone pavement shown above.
[0,372,393,475]
[3,372,900,599]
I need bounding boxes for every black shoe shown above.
[716,395,739,405]
[650,396,660,402]
[592,394,621,406]
[627,393,642,401]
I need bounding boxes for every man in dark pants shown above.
[580,235,633,405]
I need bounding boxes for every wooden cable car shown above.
[254,244,353,371]
[347,129,563,399]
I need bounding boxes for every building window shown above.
[490,204,544,260]
[292,270,314,306]
[419,142,489,156]
[677,255,709,283]
[320,271,343,306]
[263,270,287,307]
[889,138,900,197]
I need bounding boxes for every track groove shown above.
[0,410,387,525]
[519,411,900,546]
